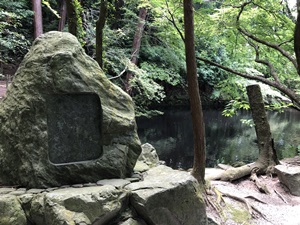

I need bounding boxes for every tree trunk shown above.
[125,7,147,94]
[96,0,107,68]
[209,85,279,181]
[65,0,77,36]
[32,0,43,39]
[183,0,206,184]
[113,0,124,29]
[58,0,67,31]
[294,1,300,75]
[247,84,279,169]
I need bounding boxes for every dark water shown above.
[136,108,300,169]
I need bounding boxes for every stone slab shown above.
[275,164,300,196]
[47,93,102,164]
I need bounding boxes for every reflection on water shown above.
[136,108,300,169]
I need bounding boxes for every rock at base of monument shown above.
[126,165,207,225]
[0,165,207,225]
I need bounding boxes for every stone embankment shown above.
[0,143,207,225]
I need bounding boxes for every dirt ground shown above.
[206,170,300,225]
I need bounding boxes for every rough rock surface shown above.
[0,166,207,225]
[275,164,300,196]
[0,31,141,188]
[0,194,27,225]
[126,165,207,225]
[20,186,127,224]
[134,143,160,172]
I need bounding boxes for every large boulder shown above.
[19,186,128,224]
[126,165,207,225]
[0,31,141,188]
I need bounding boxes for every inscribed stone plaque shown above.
[46,93,102,164]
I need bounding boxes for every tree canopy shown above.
[1,0,300,114]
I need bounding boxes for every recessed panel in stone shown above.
[46,93,102,164]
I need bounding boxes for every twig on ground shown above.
[274,189,288,204]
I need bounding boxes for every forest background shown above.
[1,0,300,117]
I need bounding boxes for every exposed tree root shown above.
[220,190,269,221]
[250,170,271,194]
[205,184,270,223]
[206,162,261,181]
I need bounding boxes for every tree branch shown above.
[109,66,127,80]
[235,1,297,69]
[196,56,300,105]
[165,0,185,42]
[247,40,280,82]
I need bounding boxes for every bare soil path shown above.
[206,170,300,225]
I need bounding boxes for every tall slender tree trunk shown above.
[113,0,124,29]
[58,0,67,31]
[96,0,107,68]
[125,7,147,94]
[247,85,279,169]
[183,0,206,184]
[294,0,300,75]
[32,0,43,39]
[65,0,77,36]
[209,85,279,181]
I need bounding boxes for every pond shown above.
[136,108,300,169]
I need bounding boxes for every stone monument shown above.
[0,31,142,188]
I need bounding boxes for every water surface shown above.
[137,108,300,169]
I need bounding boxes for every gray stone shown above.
[275,164,300,196]
[72,184,84,188]
[96,179,131,188]
[126,165,207,225]
[0,187,15,194]
[42,186,128,225]
[46,93,102,164]
[0,167,207,224]
[0,31,141,188]
[125,177,140,183]
[134,143,160,173]
[118,218,148,225]
[18,185,129,225]
[0,194,27,225]
[9,190,27,196]
[82,182,96,187]
[139,143,160,167]
[27,189,45,194]
[134,161,150,172]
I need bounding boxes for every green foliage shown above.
[0,0,33,64]
[222,99,250,117]
[196,0,300,118]
[240,119,254,127]
[42,0,60,18]
[73,0,86,45]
